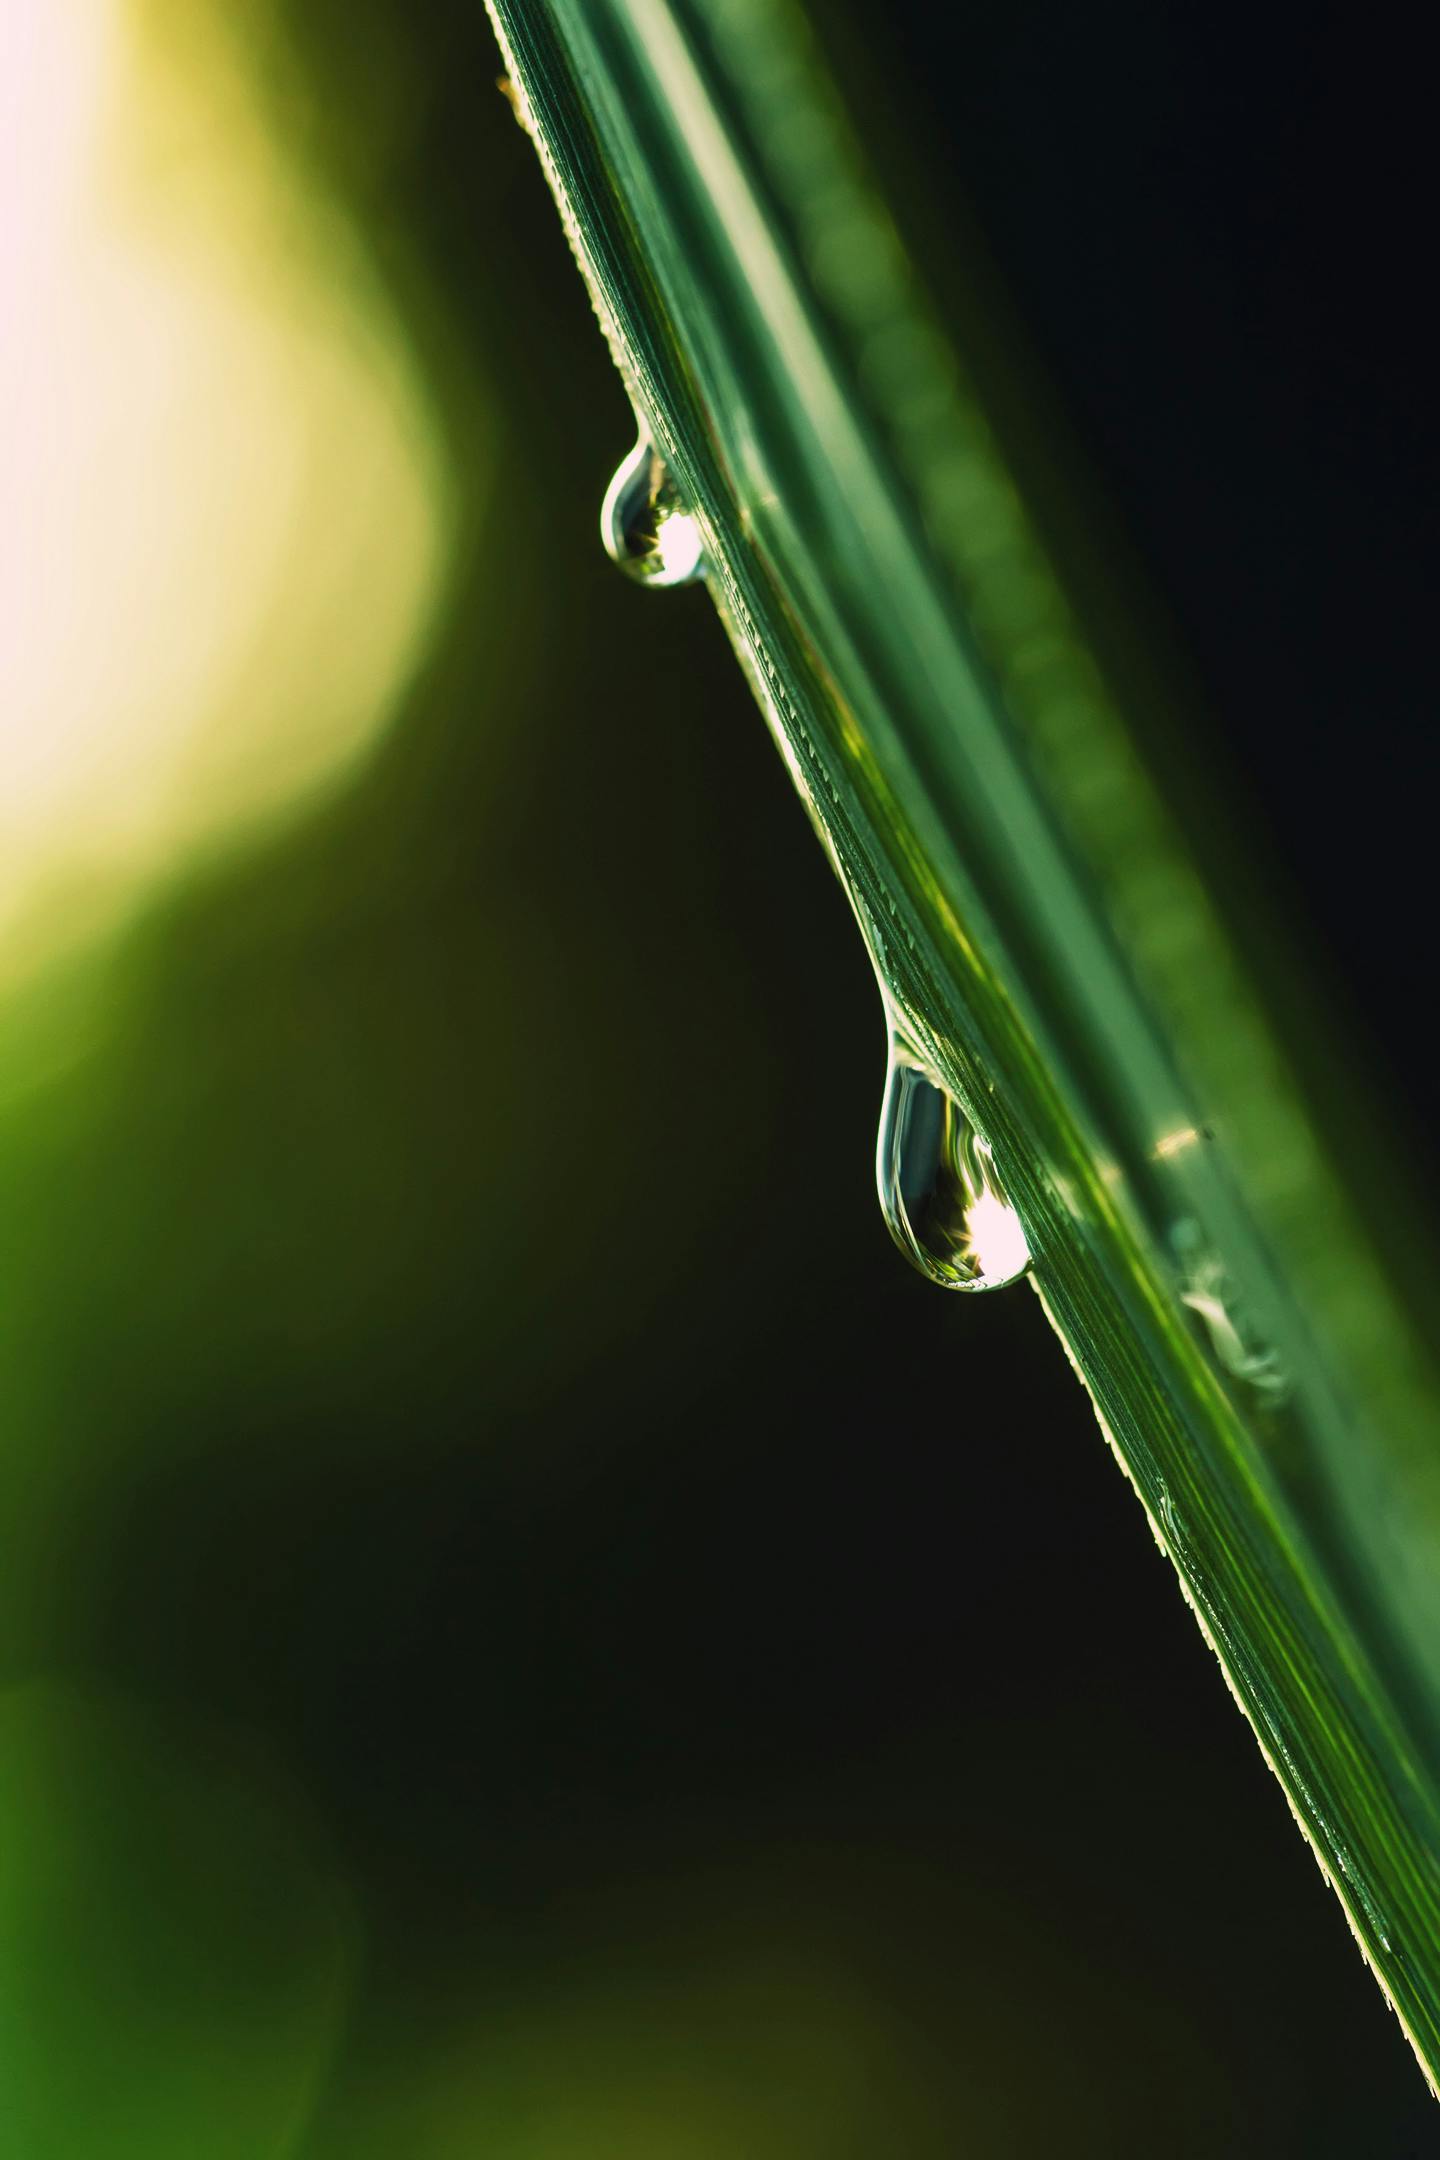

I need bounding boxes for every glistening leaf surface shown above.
[487,0,1440,2083]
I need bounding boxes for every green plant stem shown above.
[487,0,1440,2084]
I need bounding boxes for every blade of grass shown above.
[487,0,1440,2083]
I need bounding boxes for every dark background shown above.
[2,0,1434,2150]
[844,0,1438,1214]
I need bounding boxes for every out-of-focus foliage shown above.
[0,1683,352,2158]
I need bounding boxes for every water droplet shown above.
[1171,1217,1290,1406]
[1157,1480,1183,1552]
[877,1026,1030,1291]
[601,428,705,588]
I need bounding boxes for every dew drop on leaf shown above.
[601,426,705,587]
[877,1024,1031,1292]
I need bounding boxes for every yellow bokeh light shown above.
[0,0,456,985]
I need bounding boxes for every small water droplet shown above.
[877,1025,1030,1292]
[1171,1216,1290,1406]
[601,428,705,588]
[1157,1480,1183,1551]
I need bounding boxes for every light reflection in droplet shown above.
[601,427,706,588]
[877,1023,1031,1293]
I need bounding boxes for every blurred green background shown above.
[2,0,1434,2151]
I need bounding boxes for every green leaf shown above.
[486,0,1440,2084]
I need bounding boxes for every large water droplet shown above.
[877,1028,1031,1292]
[601,428,705,588]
